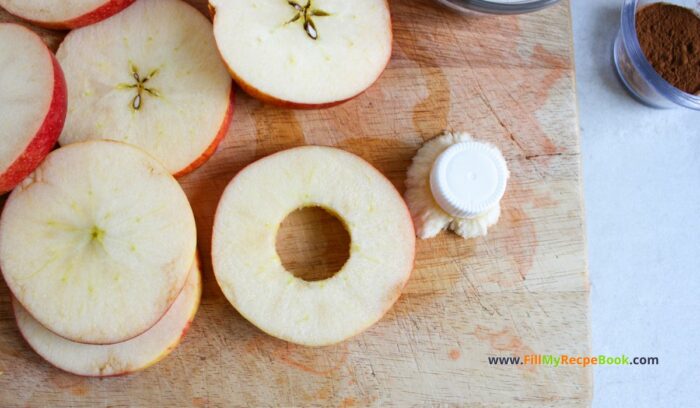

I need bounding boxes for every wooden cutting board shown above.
[0,0,591,406]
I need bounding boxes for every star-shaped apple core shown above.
[117,63,161,111]
[286,0,330,40]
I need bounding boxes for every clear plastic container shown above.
[435,0,561,15]
[613,0,700,110]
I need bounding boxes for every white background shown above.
[572,1,700,406]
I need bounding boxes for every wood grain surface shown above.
[0,0,591,406]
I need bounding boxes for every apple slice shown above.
[212,146,415,346]
[0,141,197,345]
[0,0,136,30]
[14,259,201,377]
[0,23,66,195]
[210,0,392,108]
[57,0,234,177]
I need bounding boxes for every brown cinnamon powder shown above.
[636,3,700,95]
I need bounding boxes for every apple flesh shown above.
[212,146,415,346]
[0,0,136,30]
[210,0,392,108]
[0,23,66,195]
[57,0,234,176]
[0,141,197,345]
[14,259,201,377]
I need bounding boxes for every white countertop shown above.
[571,1,700,406]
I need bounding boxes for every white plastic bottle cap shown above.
[430,141,508,219]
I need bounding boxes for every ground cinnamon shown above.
[636,3,700,95]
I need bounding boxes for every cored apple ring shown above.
[212,146,415,346]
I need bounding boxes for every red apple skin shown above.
[0,49,66,195]
[211,146,415,346]
[173,87,236,178]
[210,1,393,110]
[3,0,136,30]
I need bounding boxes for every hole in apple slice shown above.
[276,206,351,282]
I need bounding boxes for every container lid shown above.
[435,0,562,15]
[430,141,508,219]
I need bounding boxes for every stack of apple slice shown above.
[0,141,200,376]
[14,260,202,376]
[56,0,234,176]
[0,23,66,195]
